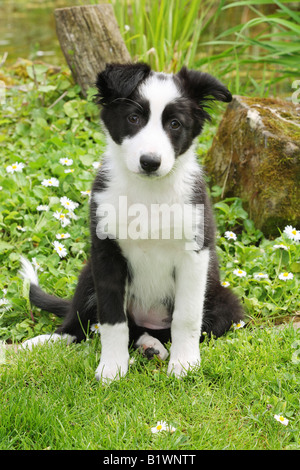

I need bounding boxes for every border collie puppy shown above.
[20,63,243,382]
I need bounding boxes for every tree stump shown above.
[54,4,131,96]
[205,95,300,237]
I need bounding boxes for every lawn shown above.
[0,38,299,449]
[1,325,300,450]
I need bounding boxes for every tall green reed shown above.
[112,0,221,72]
[111,0,300,96]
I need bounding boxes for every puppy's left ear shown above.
[176,67,232,105]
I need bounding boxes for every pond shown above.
[0,0,85,64]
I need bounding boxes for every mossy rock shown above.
[205,95,300,237]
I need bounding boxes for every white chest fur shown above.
[93,150,202,329]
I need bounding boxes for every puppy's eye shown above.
[170,119,181,130]
[127,114,140,125]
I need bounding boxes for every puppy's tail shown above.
[20,257,71,318]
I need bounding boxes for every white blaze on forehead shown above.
[139,73,180,118]
[114,73,182,177]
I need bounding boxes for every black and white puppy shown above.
[21,63,243,382]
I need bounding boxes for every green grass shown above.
[1,325,300,450]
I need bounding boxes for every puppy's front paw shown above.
[167,355,201,378]
[95,359,128,384]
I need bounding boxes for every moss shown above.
[205,95,300,237]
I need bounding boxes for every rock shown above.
[204,95,300,237]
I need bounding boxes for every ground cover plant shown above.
[0,0,300,447]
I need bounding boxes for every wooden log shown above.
[54,4,131,96]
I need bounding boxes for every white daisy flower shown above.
[16,225,26,232]
[81,190,91,196]
[92,161,101,170]
[32,257,44,272]
[151,421,176,434]
[60,196,79,211]
[224,231,237,241]
[91,323,101,334]
[59,157,73,166]
[64,168,74,174]
[233,268,247,277]
[253,272,269,279]
[6,162,25,173]
[221,281,230,287]
[273,244,288,251]
[278,272,294,281]
[41,177,59,187]
[283,225,300,242]
[274,415,289,426]
[56,233,71,240]
[53,240,67,258]
[36,205,49,211]
[53,211,71,227]
[233,320,246,330]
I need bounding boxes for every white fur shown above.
[168,248,210,376]
[95,322,129,383]
[19,256,39,286]
[21,333,76,350]
[135,332,169,360]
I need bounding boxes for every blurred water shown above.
[0,0,83,64]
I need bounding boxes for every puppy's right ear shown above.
[95,62,151,106]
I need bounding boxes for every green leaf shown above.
[63,101,79,118]
[0,241,14,252]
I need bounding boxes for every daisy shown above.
[37,205,49,211]
[56,233,71,240]
[221,281,230,287]
[53,211,71,227]
[274,415,289,426]
[32,257,44,272]
[253,272,268,280]
[81,190,91,202]
[6,162,25,173]
[233,268,247,277]
[233,320,246,330]
[273,244,288,251]
[64,168,74,174]
[53,241,67,258]
[41,177,59,187]
[151,421,176,434]
[16,225,26,232]
[283,225,300,242]
[92,161,101,170]
[91,323,101,334]
[60,196,79,211]
[278,272,294,281]
[59,157,73,166]
[224,231,237,241]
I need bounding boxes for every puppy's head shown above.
[96,63,231,178]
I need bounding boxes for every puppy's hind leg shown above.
[135,333,169,360]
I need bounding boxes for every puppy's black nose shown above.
[140,154,161,173]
